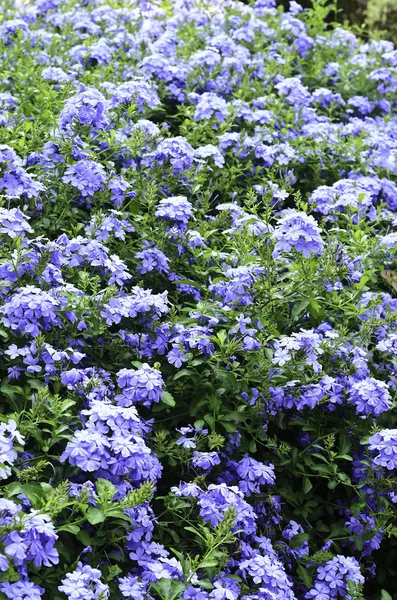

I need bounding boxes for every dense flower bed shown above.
[1,0,397,598]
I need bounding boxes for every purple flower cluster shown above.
[0,286,62,337]
[62,160,107,198]
[348,377,391,416]
[0,208,33,240]
[0,420,24,479]
[0,145,44,200]
[368,429,397,470]
[306,556,364,599]
[116,364,164,408]
[59,88,110,133]
[155,196,194,229]
[59,563,109,599]
[61,400,162,486]
[272,210,324,258]
[0,499,59,575]
[145,137,196,173]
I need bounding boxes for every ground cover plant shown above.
[2,0,397,598]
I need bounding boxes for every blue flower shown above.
[272,210,324,258]
[59,562,109,600]
[368,429,397,470]
[62,160,107,198]
[59,88,110,133]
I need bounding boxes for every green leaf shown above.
[204,413,216,430]
[328,523,347,538]
[58,524,80,534]
[381,591,393,600]
[355,537,363,552]
[162,391,176,407]
[76,530,92,546]
[27,378,46,389]
[221,422,236,433]
[303,477,313,493]
[174,279,202,289]
[7,482,45,505]
[105,508,129,520]
[356,275,369,291]
[184,526,206,541]
[198,581,214,590]
[292,299,310,318]
[173,369,194,380]
[327,479,338,489]
[338,434,352,456]
[96,478,117,500]
[197,559,218,569]
[297,564,313,589]
[86,507,106,525]
[290,532,309,549]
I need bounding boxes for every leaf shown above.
[162,391,176,407]
[221,422,236,433]
[197,559,218,569]
[290,532,309,549]
[184,526,206,541]
[58,524,80,534]
[338,434,352,456]
[86,507,106,525]
[355,537,363,552]
[356,275,369,290]
[173,369,194,381]
[215,330,228,346]
[198,581,214,590]
[27,378,46,389]
[381,591,393,600]
[96,478,117,500]
[336,454,353,461]
[76,530,92,546]
[175,279,202,289]
[204,413,216,430]
[221,411,246,422]
[328,523,347,538]
[303,477,313,493]
[292,299,310,318]
[2,383,24,398]
[105,508,129,520]
[7,482,45,504]
[297,564,313,589]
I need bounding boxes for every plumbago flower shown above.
[0,208,33,240]
[3,0,397,596]
[59,563,109,599]
[272,209,324,258]
[62,160,107,197]
[59,88,110,133]
[155,196,194,229]
[368,430,397,470]
[0,420,24,479]
[306,556,364,600]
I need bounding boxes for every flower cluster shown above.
[368,429,397,470]
[272,210,324,258]
[0,420,24,479]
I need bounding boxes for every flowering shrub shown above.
[1,0,397,598]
